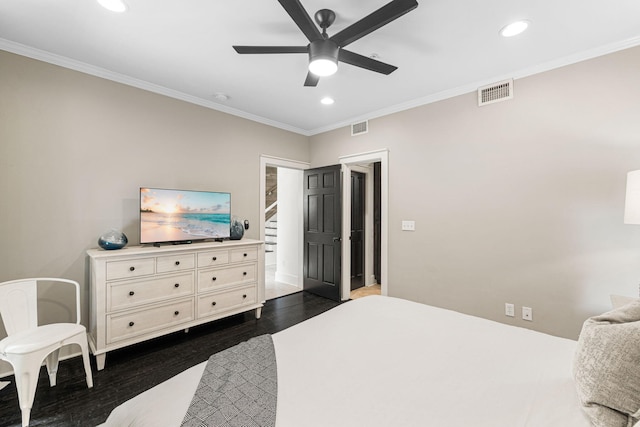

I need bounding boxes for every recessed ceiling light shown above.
[500,20,530,37]
[321,97,335,105]
[97,0,127,13]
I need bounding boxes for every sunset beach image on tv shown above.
[140,187,231,244]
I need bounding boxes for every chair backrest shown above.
[0,278,81,336]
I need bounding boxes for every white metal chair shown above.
[0,278,93,426]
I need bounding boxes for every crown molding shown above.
[307,36,640,136]
[0,39,312,136]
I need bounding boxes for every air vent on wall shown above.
[478,79,513,106]
[351,120,369,136]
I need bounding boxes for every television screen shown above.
[140,187,231,244]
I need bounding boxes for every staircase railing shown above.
[265,200,278,222]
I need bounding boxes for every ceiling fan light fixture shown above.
[308,39,339,77]
[500,20,530,37]
[97,0,127,12]
[309,59,338,77]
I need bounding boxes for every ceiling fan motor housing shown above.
[308,39,339,76]
[309,39,339,61]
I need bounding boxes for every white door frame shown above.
[259,155,310,294]
[340,149,389,301]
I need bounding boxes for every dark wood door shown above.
[373,162,381,284]
[303,165,342,301]
[350,171,365,291]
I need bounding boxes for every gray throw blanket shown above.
[181,335,277,427]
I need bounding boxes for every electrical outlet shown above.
[505,303,515,317]
[522,306,533,321]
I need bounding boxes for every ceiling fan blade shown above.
[330,0,418,48]
[233,46,308,54]
[304,72,320,87]
[278,0,322,42]
[338,50,397,75]
[304,71,320,87]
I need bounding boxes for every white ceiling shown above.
[1,0,639,136]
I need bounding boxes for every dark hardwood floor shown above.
[0,291,341,427]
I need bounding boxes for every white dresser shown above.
[87,239,264,370]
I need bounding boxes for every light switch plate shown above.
[401,220,415,231]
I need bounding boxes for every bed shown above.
[98,295,638,427]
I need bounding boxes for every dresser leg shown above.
[256,307,262,319]
[96,354,106,371]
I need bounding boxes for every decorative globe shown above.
[98,229,128,250]
[230,216,244,240]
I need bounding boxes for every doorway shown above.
[260,156,309,300]
[339,149,389,300]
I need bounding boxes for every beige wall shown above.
[0,51,309,372]
[310,46,640,339]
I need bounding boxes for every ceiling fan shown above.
[233,0,419,87]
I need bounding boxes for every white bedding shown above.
[99,296,590,426]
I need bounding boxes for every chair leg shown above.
[22,409,30,427]
[11,357,44,427]
[78,338,94,389]
[45,349,60,387]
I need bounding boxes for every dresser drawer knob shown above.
[129,291,135,296]
[174,283,180,288]
[212,256,217,261]
[243,294,247,299]
[211,301,217,306]
[129,321,135,327]
[212,277,217,281]
[175,261,180,266]
[243,272,247,276]
[243,253,247,257]
[129,266,135,272]
[174,311,179,316]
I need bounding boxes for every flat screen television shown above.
[139,187,231,245]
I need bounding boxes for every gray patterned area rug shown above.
[181,334,277,427]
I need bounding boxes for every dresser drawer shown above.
[106,257,155,280]
[197,286,257,318]
[108,272,194,312]
[197,264,257,292]
[230,247,258,263]
[107,298,194,344]
[197,250,230,268]
[156,253,195,273]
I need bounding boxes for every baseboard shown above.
[274,271,300,287]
